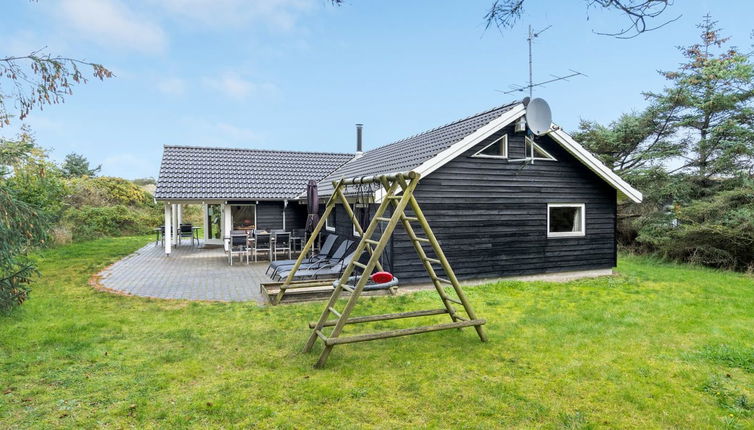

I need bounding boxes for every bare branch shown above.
[482,0,679,38]
[0,48,113,127]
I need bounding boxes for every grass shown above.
[1,237,754,429]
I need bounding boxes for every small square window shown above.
[547,204,585,238]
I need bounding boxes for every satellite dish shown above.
[525,98,552,136]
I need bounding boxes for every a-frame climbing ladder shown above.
[276,170,487,368]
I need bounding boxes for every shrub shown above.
[637,185,754,271]
[66,176,154,208]
[63,205,161,241]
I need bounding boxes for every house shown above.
[155,99,642,284]
[314,100,641,283]
[154,146,352,254]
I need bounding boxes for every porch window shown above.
[206,204,222,240]
[231,205,256,230]
[547,203,585,238]
[325,207,336,232]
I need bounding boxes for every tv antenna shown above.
[498,25,586,96]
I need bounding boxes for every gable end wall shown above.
[388,124,617,284]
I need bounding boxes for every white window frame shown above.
[325,207,336,232]
[547,203,586,238]
[526,136,557,161]
[471,134,508,159]
[352,203,369,237]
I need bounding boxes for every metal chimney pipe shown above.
[356,123,363,154]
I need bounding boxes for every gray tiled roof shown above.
[317,102,520,195]
[155,146,353,201]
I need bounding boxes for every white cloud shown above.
[157,77,186,96]
[154,0,315,30]
[202,72,276,100]
[58,0,167,53]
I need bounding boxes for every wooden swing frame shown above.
[275,171,487,368]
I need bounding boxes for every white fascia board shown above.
[374,104,526,203]
[414,104,526,178]
[549,128,643,203]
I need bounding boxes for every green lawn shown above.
[1,237,754,429]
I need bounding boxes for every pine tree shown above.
[646,14,754,191]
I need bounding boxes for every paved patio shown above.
[98,243,273,303]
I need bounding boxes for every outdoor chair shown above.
[269,238,351,280]
[252,232,272,262]
[277,250,356,281]
[272,240,353,281]
[178,224,196,246]
[155,226,165,246]
[227,232,249,265]
[272,232,292,261]
[265,234,338,276]
[290,229,305,251]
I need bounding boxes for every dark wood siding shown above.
[388,125,617,284]
[255,201,308,231]
[325,203,393,267]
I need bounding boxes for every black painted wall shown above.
[254,201,308,231]
[328,124,617,284]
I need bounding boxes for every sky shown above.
[2,0,753,179]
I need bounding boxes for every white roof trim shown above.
[374,104,526,202]
[414,104,526,178]
[549,127,643,203]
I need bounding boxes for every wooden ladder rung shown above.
[435,277,453,284]
[315,330,328,342]
[328,306,341,318]
[341,285,354,292]
[402,216,418,222]
[444,297,462,305]
[352,261,368,270]
[309,308,449,329]
[425,257,442,265]
[386,195,402,200]
[413,237,430,243]
[324,319,486,346]
[454,315,468,322]
[365,239,379,246]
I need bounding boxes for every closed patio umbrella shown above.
[304,180,319,233]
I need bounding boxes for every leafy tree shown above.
[61,152,101,178]
[3,130,67,218]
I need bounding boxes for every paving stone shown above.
[99,244,271,304]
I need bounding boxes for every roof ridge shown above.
[163,144,352,157]
[359,101,521,155]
